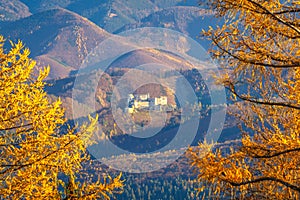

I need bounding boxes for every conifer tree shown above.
[189,0,300,199]
[0,36,123,199]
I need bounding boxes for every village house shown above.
[126,93,168,113]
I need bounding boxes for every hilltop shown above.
[0,8,110,79]
[18,0,199,32]
[0,0,31,21]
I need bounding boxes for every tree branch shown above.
[225,84,300,110]
[0,123,33,131]
[249,147,300,158]
[247,0,300,35]
[212,36,300,68]
[226,176,300,192]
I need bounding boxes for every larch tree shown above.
[188,0,300,199]
[0,36,123,199]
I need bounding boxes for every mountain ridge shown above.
[0,0,31,21]
[0,8,111,79]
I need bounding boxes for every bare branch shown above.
[225,84,300,110]
[226,177,300,192]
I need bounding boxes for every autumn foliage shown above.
[0,36,123,199]
[189,0,300,199]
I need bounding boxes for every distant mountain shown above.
[0,1,216,74]
[19,0,73,13]
[19,0,108,27]
[19,0,200,32]
[0,0,31,21]
[0,8,110,79]
[116,6,218,49]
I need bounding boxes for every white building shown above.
[134,101,150,109]
[138,93,150,101]
[154,96,167,106]
[126,93,168,113]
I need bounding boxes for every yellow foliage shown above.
[0,36,123,199]
[189,0,300,199]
